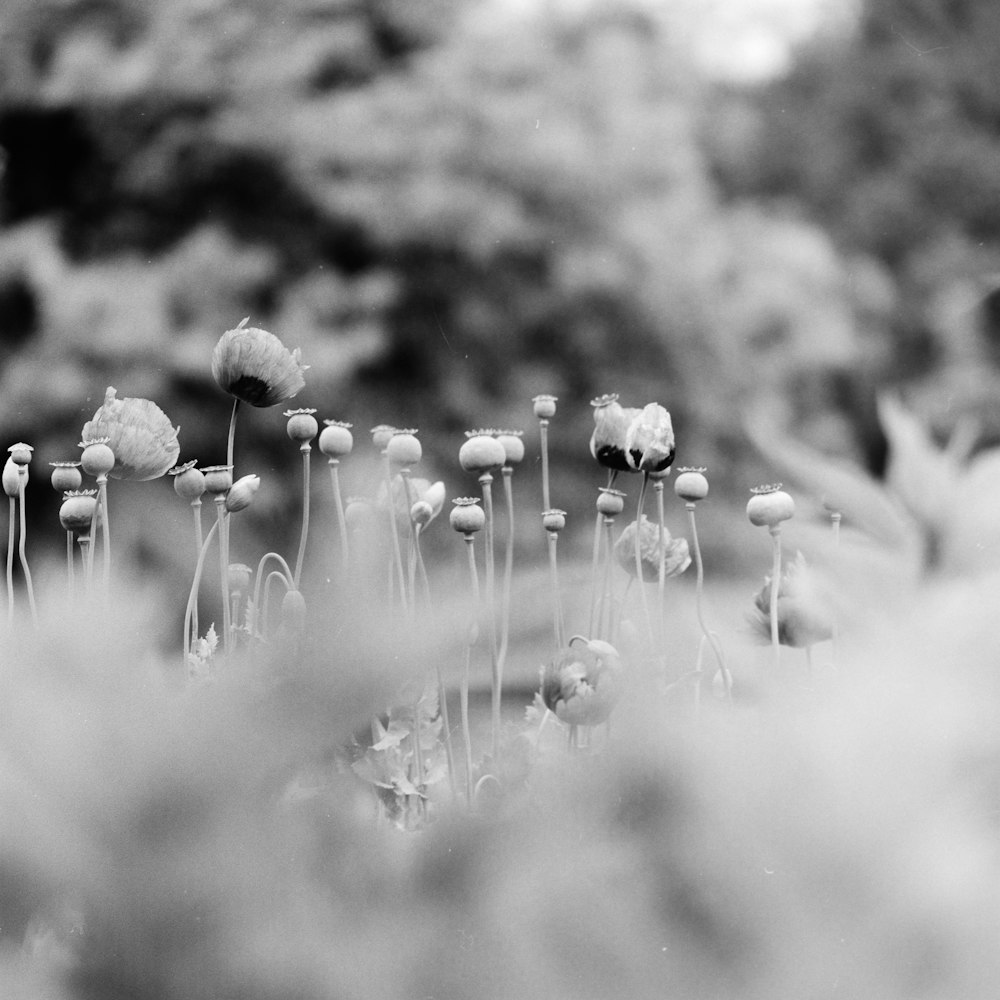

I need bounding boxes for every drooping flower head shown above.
[589,394,642,473]
[542,637,623,726]
[81,387,180,481]
[750,551,833,648]
[614,514,691,582]
[211,318,307,408]
[624,402,675,474]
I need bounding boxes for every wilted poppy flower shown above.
[589,394,642,473]
[81,387,180,481]
[211,319,307,408]
[542,637,623,726]
[624,403,675,474]
[614,515,690,582]
[750,551,833,648]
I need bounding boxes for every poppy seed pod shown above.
[675,468,709,503]
[624,403,675,474]
[285,408,318,445]
[170,461,207,502]
[59,491,98,534]
[386,430,422,467]
[459,432,506,474]
[370,425,396,451]
[212,320,307,408]
[319,421,353,459]
[202,465,234,495]
[8,442,33,466]
[596,487,626,517]
[747,484,795,528]
[228,563,253,597]
[496,430,525,466]
[80,439,115,478]
[532,395,557,419]
[82,388,180,480]
[225,474,260,513]
[50,462,83,493]
[542,508,567,533]
[2,457,21,497]
[450,497,485,534]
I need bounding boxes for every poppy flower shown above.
[624,403,675,474]
[211,319,307,408]
[750,552,833,648]
[614,515,690,582]
[81,387,180,481]
[589,394,642,473]
[542,637,623,726]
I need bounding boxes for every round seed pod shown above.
[59,491,98,534]
[596,488,626,517]
[542,509,567,533]
[285,408,318,445]
[532,395,557,419]
[50,462,83,493]
[459,433,506,474]
[319,421,353,459]
[450,498,485,534]
[202,465,234,495]
[8,443,33,466]
[386,430,422,467]
[80,440,115,478]
[170,461,207,502]
[675,468,709,503]
[496,430,525,467]
[747,484,795,528]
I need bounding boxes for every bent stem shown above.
[685,503,731,700]
[251,551,296,640]
[17,473,36,623]
[183,518,221,664]
[226,397,240,473]
[293,444,311,589]
[215,497,232,656]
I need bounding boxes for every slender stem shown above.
[66,531,75,604]
[383,455,408,614]
[191,500,203,646]
[183,518,221,664]
[97,476,111,595]
[633,473,655,648]
[463,535,481,803]
[539,419,551,512]
[830,511,840,670]
[6,496,14,624]
[496,468,515,707]
[436,658,457,801]
[78,536,93,591]
[413,525,432,611]
[769,525,783,669]
[16,471,36,623]
[226,398,240,473]
[588,512,603,637]
[654,477,667,646]
[686,504,731,700]
[328,460,349,571]
[261,569,291,634]
[547,531,565,648]
[479,472,500,760]
[600,517,617,641]
[293,445,311,590]
[215,497,232,656]
[400,470,418,618]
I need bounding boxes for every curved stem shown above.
[226,397,240,473]
[251,551,296,638]
[293,445,311,590]
[6,496,14,624]
[183,518,221,665]
[16,472,36,623]
[215,498,232,656]
[261,569,292,635]
[686,504,731,700]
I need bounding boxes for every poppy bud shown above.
[450,497,485,534]
[319,420,353,459]
[225,474,260,513]
[2,457,21,497]
[50,462,82,493]
[411,500,434,526]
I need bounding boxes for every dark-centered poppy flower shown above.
[589,394,642,473]
[542,637,623,726]
[81,387,180,481]
[211,319,307,407]
[624,403,675,474]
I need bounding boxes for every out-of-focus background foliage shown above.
[1,0,998,577]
